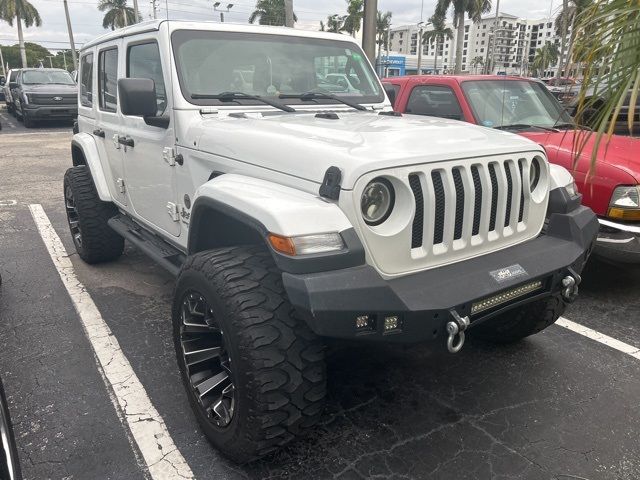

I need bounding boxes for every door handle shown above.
[92,128,105,138]
[118,136,135,148]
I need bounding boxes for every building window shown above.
[480,48,484,52]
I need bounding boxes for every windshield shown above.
[461,80,573,129]
[171,30,384,107]
[22,70,75,85]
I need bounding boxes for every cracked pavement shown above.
[1,120,640,479]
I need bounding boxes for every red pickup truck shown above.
[384,75,640,263]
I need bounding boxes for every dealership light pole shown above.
[63,0,78,71]
[416,21,425,74]
[362,0,377,65]
[132,0,140,22]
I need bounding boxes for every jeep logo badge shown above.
[53,96,63,101]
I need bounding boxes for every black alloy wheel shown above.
[178,290,235,428]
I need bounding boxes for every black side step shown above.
[108,214,186,276]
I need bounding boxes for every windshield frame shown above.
[170,29,385,108]
[21,70,75,85]
[460,79,573,129]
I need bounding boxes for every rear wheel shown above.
[173,246,326,463]
[469,296,566,344]
[63,166,124,263]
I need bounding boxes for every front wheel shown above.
[173,246,326,463]
[469,296,566,344]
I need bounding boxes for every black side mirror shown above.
[383,83,396,108]
[118,78,158,117]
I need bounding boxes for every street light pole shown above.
[63,0,78,71]
[47,55,54,68]
[132,0,140,22]
[62,50,67,70]
[416,22,424,75]
[489,0,500,74]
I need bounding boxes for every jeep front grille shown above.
[410,159,535,251]
[351,153,549,277]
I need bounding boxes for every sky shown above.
[0,0,563,52]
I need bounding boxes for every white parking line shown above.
[28,204,195,480]
[557,317,640,360]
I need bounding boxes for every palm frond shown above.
[573,0,640,166]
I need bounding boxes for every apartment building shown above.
[387,12,563,76]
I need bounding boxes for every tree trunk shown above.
[556,0,569,78]
[454,10,465,74]
[123,9,128,27]
[16,12,27,68]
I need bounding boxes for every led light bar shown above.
[471,280,543,315]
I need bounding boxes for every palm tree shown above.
[572,0,640,163]
[249,0,297,26]
[435,0,491,74]
[341,0,363,37]
[554,0,593,77]
[422,14,453,74]
[0,0,42,68]
[470,55,484,73]
[531,43,559,77]
[376,11,392,75]
[98,0,136,30]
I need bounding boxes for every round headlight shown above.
[361,178,395,226]
[529,158,541,191]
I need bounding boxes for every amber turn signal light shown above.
[607,207,640,221]
[268,234,296,256]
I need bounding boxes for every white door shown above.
[120,38,180,237]
[95,41,127,206]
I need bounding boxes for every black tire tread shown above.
[470,295,565,344]
[64,166,124,263]
[175,246,326,463]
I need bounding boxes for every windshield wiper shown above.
[552,122,577,130]
[190,91,296,113]
[494,124,558,132]
[279,92,367,111]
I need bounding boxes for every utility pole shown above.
[213,3,233,23]
[133,0,140,23]
[0,47,5,77]
[47,55,54,68]
[63,0,78,71]
[284,0,294,28]
[62,50,67,70]
[362,0,377,65]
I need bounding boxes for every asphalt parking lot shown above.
[1,112,640,480]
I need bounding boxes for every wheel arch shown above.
[71,133,112,202]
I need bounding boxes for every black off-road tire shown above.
[469,295,566,344]
[63,166,124,264]
[173,246,326,463]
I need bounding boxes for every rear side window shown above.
[406,85,463,120]
[9,71,18,82]
[99,48,118,112]
[127,42,167,115]
[80,53,94,107]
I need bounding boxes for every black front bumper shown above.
[283,206,598,344]
[24,105,78,120]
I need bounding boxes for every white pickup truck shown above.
[65,20,598,462]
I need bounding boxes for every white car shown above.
[3,69,20,114]
[64,20,598,463]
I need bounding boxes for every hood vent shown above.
[315,112,340,120]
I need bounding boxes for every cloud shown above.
[0,0,558,51]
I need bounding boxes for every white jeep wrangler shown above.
[65,20,598,463]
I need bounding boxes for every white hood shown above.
[191,111,544,189]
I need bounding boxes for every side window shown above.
[406,85,463,120]
[127,42,166,115]
[80,53,94,107]
[99,48,118,112]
